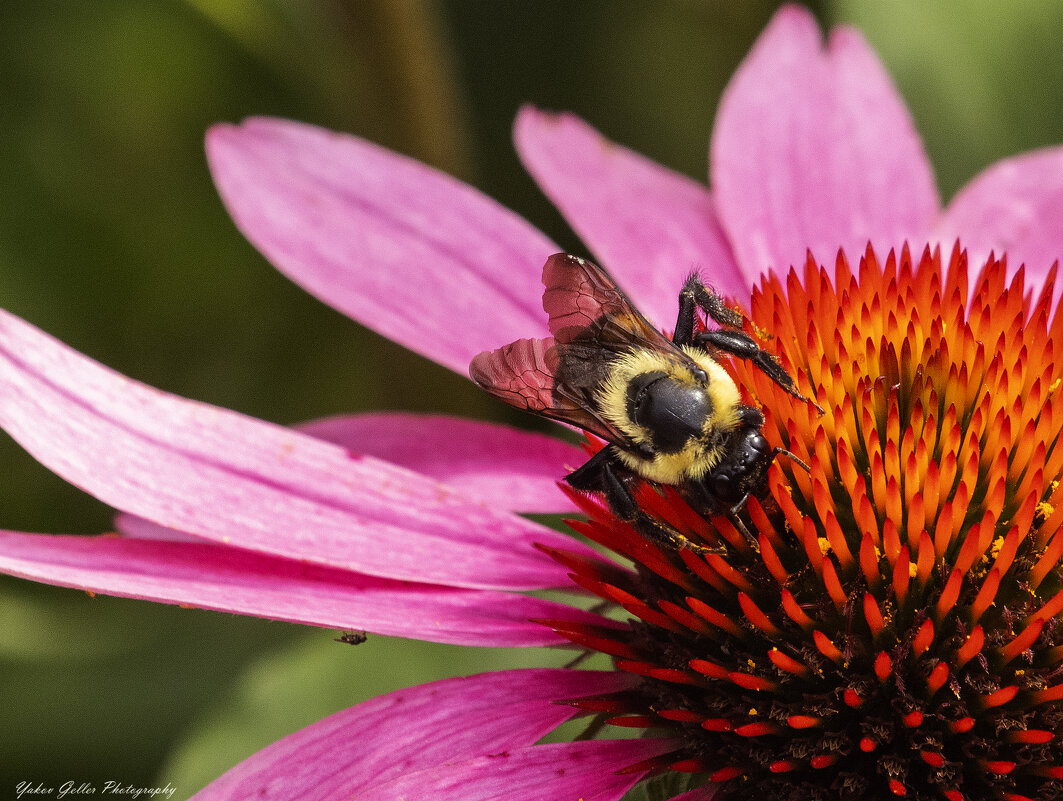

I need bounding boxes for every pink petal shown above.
[193,669,632,801]
[207,117,556,376]
[0,531,609,647]
[298,412,580,514]
[114,513,204,542]
[355,739,675,801]
[0,308,603,591]
[515,107,745,323]
[712,5,939,279]
[936,146,1063,293]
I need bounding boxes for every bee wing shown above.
[469,337,624,443]
[471,254,688,448]
[541,253,675,353]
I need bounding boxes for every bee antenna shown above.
[728,512,758,549]
[773,447,811,474]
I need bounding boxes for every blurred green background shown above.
[2,1,1062,797]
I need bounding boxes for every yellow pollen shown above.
[817,537,831,555]
[990,536,1005,559]
[908,561,918,578]
[1052,377,1063,394]
[748,708,758,716]
[1038,500,1056,520]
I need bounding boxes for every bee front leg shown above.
[681,276,822,413]
[682,275,747,334]
[673,274,747,347]
[672,281,698,347]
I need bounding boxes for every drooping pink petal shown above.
[353,739,676,801]
[0,308,605,591]
[0,531,612,647]
[712,5,939,279]
[515,107,744,323]
[193,669,633,801]
[113,513,204,542]
[298,412,580,514]
[207,117,557,376]
[936,146,1063,293]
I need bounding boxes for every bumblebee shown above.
[470,253,816,551]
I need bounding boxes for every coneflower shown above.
[0,7,1062,800]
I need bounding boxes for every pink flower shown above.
[3,5,1063,800]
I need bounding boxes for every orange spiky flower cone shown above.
[540,244,1063,801]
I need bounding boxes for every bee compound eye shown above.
[746,430,770,456]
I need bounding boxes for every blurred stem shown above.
[184,0,475,179]
[339,0,476,179]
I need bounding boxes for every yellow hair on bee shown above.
[597,345,742,484]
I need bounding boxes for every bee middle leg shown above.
[567,453,712,555]
[634,516,714,556]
